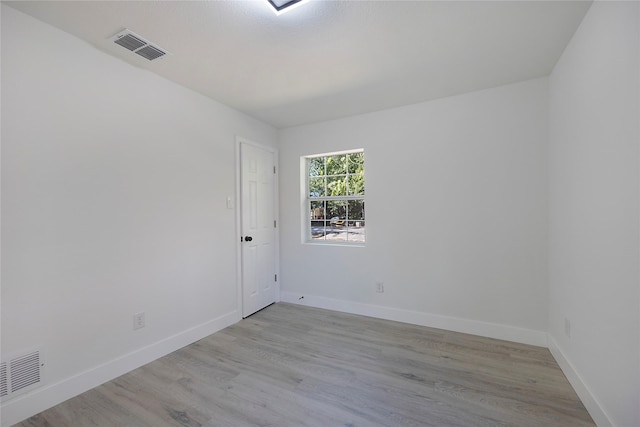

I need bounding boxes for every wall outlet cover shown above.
[133,312,146,330]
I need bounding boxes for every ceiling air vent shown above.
[110,29,168,61]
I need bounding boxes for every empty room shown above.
[1,1,638,426]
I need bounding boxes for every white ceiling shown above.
[5,0,592,128]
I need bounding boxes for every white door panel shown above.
[241,143,276,317]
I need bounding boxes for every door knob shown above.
[244,236,253,242]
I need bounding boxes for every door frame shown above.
[235,136,280,318]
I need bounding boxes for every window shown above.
[305,150,365,244]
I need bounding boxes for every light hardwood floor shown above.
[16,303,594,427]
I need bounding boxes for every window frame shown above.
[302,149,365,246]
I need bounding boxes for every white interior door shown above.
[241,142,277,317]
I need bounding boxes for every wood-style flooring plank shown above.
[14,303,594,427]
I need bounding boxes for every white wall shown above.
[0,5,276,425]
[548,2,640,427]
[278,78,549,345]
[5,2,638,426]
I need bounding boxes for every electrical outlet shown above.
[376,282,384,293]
[564,317,571,338]
[133,312,145,330]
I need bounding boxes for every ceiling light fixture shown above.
[266,0,309,15]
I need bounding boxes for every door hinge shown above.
[273,165,276,174]
[275,274,278,282]
[274,220,277,228]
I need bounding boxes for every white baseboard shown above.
[1,310,240,427]
[280,292,548,347]
[547,336,614,427]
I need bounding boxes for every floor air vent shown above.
[110,29,168,61]
[1,349,45,402]
[0,362,8,399]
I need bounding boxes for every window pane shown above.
[326,200,346,221]
[347,200,365,221]
[347,221,365,243]
[327,175,347,196]
[308,157,325,177]
[309,177,325,197]
[326,155,347,175]
[310,220,326,240]
[326,227,349,241]
[347,152,364,174]
[347,173,365,196]
[310,200,325,220]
